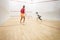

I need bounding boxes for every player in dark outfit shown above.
[36,12,42,20]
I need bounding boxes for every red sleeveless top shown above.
[20,8,25,14]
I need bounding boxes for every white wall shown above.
[0,0,9,25]
[35,1,60,20]
[9,0,60,20]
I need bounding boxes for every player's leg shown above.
[23,15,25,23]
[20,17,22,23]
[20,14,23,23]
[40,18,42,22]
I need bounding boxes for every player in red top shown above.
[20,5,25,23]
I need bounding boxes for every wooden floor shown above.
[0,16,60,40]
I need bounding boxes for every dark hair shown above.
[36,12,38,14]
[23,5,25,8]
